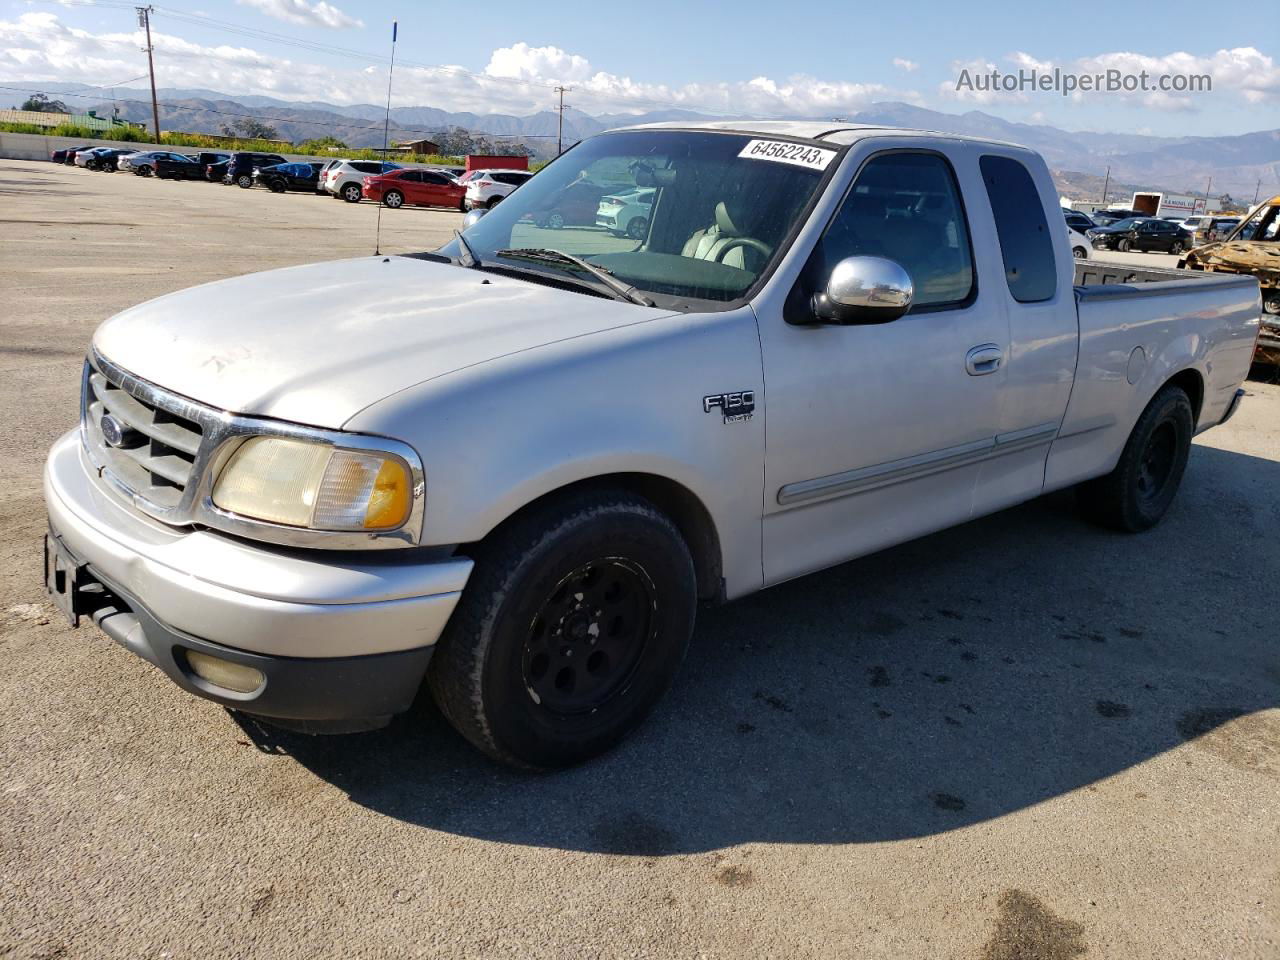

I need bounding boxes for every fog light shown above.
[185,650,265,694]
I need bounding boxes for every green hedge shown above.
[1,120,544,168]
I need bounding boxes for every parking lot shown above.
[1,157,1277,959]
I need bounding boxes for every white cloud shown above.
[3,14,1272,127]
[484,43,591,83]
[892,58,918,72]
[235,0,362,30]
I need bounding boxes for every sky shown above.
[0,0,1277,136]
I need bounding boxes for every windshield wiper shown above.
[453,229,481,269]
[494,248,655,306]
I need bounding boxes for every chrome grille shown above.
[82,354,206,512]
[78,349,426,549]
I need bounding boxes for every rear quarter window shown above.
[980,155,1057,303]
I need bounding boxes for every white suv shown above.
[463,169,533,210]
[324,159,401,202]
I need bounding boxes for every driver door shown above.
[756,146,1009,584]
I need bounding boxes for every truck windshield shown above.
[442,130,839,303]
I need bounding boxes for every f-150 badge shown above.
[703,390,755,423]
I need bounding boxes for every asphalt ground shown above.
[1,158,1277,960]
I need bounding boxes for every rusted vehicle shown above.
[1181,196,1280,364]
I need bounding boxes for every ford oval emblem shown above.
[100,414,126,447]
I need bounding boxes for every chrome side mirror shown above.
[461,208,487,229]
[812,256,913,324]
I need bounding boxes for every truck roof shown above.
[615,118,1028,150]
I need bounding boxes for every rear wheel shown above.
[487,195,503,209]
[237,174,253,189]
[1170,240,1185,254]
[1077,384,1194,532]
[626,216,649,240]
[546,211,565,229]
[342,183,362,203]
[268,179,286,193]
[383,189,404,208]
[427,489,697,769]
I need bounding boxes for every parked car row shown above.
[51,147,573,222]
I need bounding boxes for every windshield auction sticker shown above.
[738,140,836,171]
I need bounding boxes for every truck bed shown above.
[1043,260,1261,494]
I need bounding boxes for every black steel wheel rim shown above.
[521,558,657,715]
[1138,421,1177,500]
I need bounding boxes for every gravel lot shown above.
[1,158,1277,960]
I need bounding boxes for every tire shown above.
[237,174,253,189]
[546,211,565,229]
[138,166,152,177]
[1117,238,1132,252]
[268,179,286,193]
[1170,240,1184,255]
[1072,245,1088,260]
[383,189,404,208]
[626,217,648,241]
[342,183,362,203]
[1076,384,1194,532]
[487,195,503,209]
[85,160,98,171]
[427,489,697,769]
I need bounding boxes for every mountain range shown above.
[16,82,1280,201]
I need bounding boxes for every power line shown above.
[25,0,710,114]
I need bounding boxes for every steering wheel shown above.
[714,237,772,264]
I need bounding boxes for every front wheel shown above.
[383,189,404,208]
[1076,384,1194,532]
[1117,237,1132,252]
[1072,245,1088,260]
[237,174,253,189]
[428,489,697,769]
[546,211,565,229]
[486,195,503,209]
[268,179,286,193]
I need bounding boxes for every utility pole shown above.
[1255,179,1262,205]
[137,6,161,141]
[1100,165,1110,205]
[554,86,571,155]
[1203,175,1212,215]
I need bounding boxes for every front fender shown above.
[346,306,767,598]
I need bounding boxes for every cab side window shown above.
[980,155,1057,303]
[818,152,975,309]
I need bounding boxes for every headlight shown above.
[212,436,413,531]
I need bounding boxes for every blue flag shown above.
[392,21,397,42]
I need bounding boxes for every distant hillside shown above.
[14,82,1278,193]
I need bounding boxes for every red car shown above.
[363,169,465,210]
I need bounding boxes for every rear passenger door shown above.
[972,152,1078,511]
[758,145,1011,584]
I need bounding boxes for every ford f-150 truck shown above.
[43,121,1262,769]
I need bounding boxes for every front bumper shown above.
[43,430,473,726]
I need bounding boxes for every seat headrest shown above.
[715,200,749,237]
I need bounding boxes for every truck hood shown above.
[93,256,675,428]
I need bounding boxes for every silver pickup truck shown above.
[43,121,1262,769]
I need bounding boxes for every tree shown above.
[21,94,69,114]
[298,135,348,152]
[220,118,279,141]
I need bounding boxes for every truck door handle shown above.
[965,344,1004,376]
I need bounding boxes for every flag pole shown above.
[375,19,398,256]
